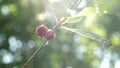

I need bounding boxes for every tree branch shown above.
[22,17,66,68]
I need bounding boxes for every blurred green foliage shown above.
[0,0,120,68]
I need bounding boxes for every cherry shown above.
[36,25,48,38]
[46,29,56,41]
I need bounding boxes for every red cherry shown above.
[46,29,56,41]
[36,25,48,38]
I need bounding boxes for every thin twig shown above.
[22,17,66,68]
[22,39,48,68]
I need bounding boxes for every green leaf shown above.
[62,7,96,25]
[61,26,112,47]
[62,16,82,25]
[61,16,85,25]
[67,17,82,23]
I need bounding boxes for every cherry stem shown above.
[22,17,66,68]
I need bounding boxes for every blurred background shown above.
[0,0,120,68]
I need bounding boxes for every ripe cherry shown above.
[46,29,56,41]
[36,25,48,38]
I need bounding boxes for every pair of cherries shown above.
[36,25,56,41]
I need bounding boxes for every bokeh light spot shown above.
[2,53,13,64]
[1,5,10,15]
